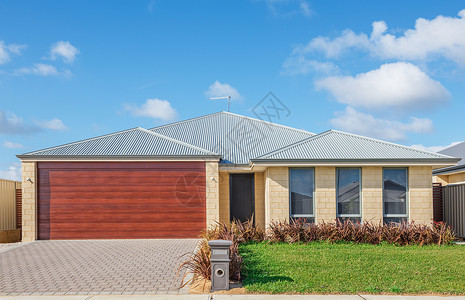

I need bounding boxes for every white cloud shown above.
[300,29,370,58]
[298,0,312,17]
[315,62,450,111]
[50,41,79,63]
[3,141,23,149]
[0,110,40,135]
[261,0,313,18]
[36,118,68,131]
[295,9,465,65]
[0,41,26,64]
[410,141,463,153]
[14,63,59,76]
[282,56,339,75]
[331,107,434,141]
[125,98,178,122]
[205,81,242,101]
[0,162,21,181]
[148,0,155,13]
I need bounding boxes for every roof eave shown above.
[433,164,465,175]
[251,158,460,166]
[16,154,222,161]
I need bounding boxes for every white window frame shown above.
[336,167,362,218]
[289,167,315,218]
[382,167,409,219]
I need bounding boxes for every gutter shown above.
[250,158,460,166]
[433,164,465,175]
[16,154,222,161]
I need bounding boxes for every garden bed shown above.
[240,242,465,295]
[179,220,459,295]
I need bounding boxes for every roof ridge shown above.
[136,127,219,155]
[20,127,141,156]
[328,129,455,159]
[438,141,465,154]
[254,130,333,159]
[150,111,315,136]
[148,111,224,131]
[221,111,315,135]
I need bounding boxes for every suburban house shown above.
[17,112,460,241]
[433,141,465,185]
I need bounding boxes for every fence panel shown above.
[16,188,22,229]
[443,183,465,238]
[0,179,22,230]
[433,183,443,222]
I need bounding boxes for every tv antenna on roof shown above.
[210,96,231,112]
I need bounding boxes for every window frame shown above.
[288,167,315,218]
[382,167,409,219]
[336,167,362,218]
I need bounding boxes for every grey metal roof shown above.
[18,112,460,165]
[149,111,315,164]
[18,127,218,158]
[434,141,465,174]
[253,130,459,162]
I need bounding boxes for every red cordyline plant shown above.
[177,219,265,288]
[178,219,456,285]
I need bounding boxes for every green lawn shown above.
[239,242,465,295]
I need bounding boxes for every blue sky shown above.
[1,1,465,180]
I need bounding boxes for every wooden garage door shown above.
[38,162,206,240]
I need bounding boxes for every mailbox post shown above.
[208,240,232,292]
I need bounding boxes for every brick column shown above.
[264,167,289,228]
[21,161,37,241]
[218,172,229,223]
[205,162,220,229]
[315,167,336,223]
[361,166,383,224]
[254,172,266,230]
[409,166,433,225]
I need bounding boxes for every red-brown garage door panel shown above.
[38,162,206,240]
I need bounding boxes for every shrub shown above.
[267,219,456,246]
[178,219,456,285]
[178,219,265,287]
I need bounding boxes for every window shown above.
[336,168,361,220]
[383,168,408,223]
[289,168,314,220]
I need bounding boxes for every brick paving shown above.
[0,239,198,295]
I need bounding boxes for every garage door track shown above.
[0,239,198,295]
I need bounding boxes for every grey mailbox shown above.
[208,239,232,292]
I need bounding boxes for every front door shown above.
[229,174,255,223]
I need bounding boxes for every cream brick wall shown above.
[409,166,433,225]
[433,172,465,186]
[315,167,336,223]
[264,167,289,227]
[449,172,465,184]
[361,167,383,223]
[206,162,220,229]
[218,172,229,223]
[21,161,37,242]
[433,174,449,185]
[254,172,265,230]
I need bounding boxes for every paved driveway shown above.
[0,239,198,295]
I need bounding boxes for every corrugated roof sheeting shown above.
[150,111,315,164]
[256,130,455,160]
[21,127,216,157]
[438,141,465,166]
[434,141,465,173]
[19,112,458,164]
